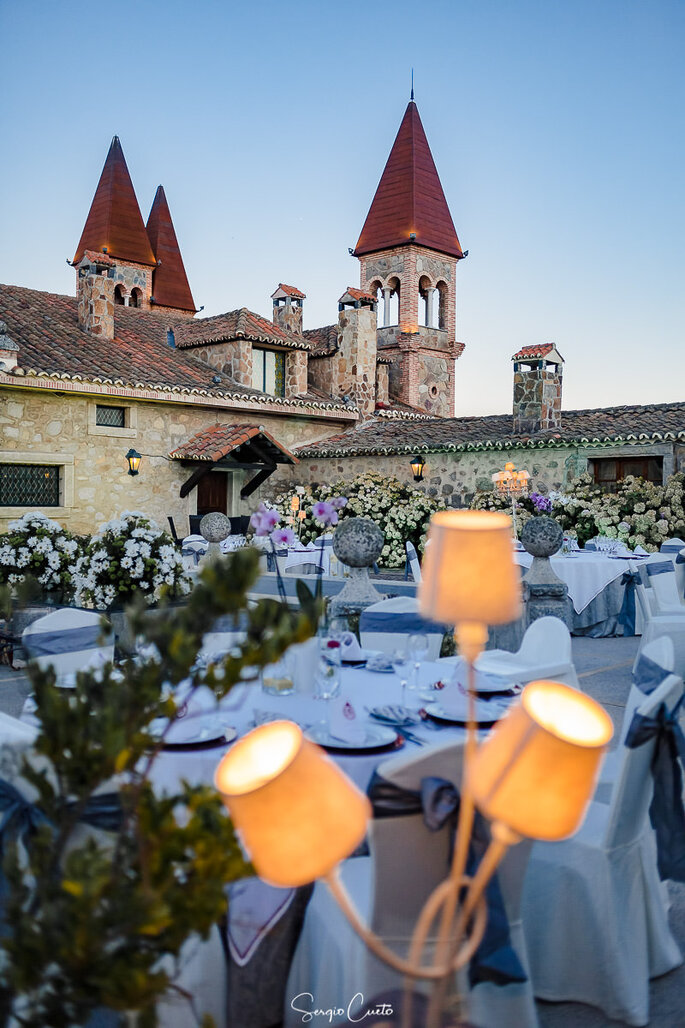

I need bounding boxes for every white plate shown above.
[447,661,516,694]
[366,654,395,673]
[150,714,237,745]
[424,696,509,726]
[306,723,397,749]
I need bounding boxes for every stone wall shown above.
[285,349,308,398]
[0,387,351,535]
[273,299,303,335]
[77,272,114,340]
[307,308,377,414]
[359,244,458,341]
[513,367,563,433]
[108,262,153,309]
[188,339,252,387]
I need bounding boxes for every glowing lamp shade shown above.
[214,721,370,887]
[468,681,613,840]
[125,448,142,476]
[419,511,522,626]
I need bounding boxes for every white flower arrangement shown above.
[270,472,446,567]
[72,512,191,610]
[0,511,82,599]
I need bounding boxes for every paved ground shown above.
[2,635,684,1027]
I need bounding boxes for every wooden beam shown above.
[241,465,276,499]
[179,463,215,498]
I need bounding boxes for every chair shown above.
[22,608,114,686]
[285,740,537,1028]
[181,534,208,569]
[405,540,422,583]
[632,557,685,675]
[167,516,180,542]
[359,597,445,660]
[595,637,675,802]
[189,514,203,535]
[660,537,685,554]
[644,553,684,613]
[229,515,251,535]
[473,617,579,689]
[520,676,683,1026]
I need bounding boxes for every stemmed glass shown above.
[391,649,413,710]
[315,657,341,732]
[407,632,429,697]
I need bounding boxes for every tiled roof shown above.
[175,308,309,350]
[339,287,376,304]
[512,343,563,362]
[73,137,156,267]
[275,284,306,299]
[0,284,351,414]
[146,186,196,313]
[354,101,464,259]
[297,402,685,457]
[80,250,117,267]
[303,323,339,358]
[169,423,297,464]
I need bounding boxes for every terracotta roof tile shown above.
[168,423,297,464]
[146,186,196,313]
[275,283,306,299]
[297,402,685,457]
[176,308,309,350]
[339,287,377,304]
[80,250,117,267]
[304,323,338,358]
[512,343,563,361]
[354,101,464,259]
[73,137,156,267]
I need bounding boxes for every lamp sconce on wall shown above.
[125,448,142,476]
[411,454,426,482]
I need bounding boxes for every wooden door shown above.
[197,471,228,516]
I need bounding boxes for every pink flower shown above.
[271,527,296,547]
[331,496,348,510]
[250,506,281,537]
[312,501,337,526]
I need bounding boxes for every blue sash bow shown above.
[646,561,674,578]
[359,612,445,635]
[625,700,685,882]
[661,541,685,553]
[633,654,671,695]
[23,625,110,659]
[618,570,640,637]
[367,771,527,987]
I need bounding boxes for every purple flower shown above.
[311,501,338,526]
[331,496,348,510]
[250,506,281,537]
[531,492,552,514]
[271,527,296,547]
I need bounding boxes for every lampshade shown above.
[419,510,521,626]
[468,680,613,840]
[214,721,371,887]
[125,448,141,476]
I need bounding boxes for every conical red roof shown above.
[73,137,156,266]
[354,101,463,259]
[146,186,196,313]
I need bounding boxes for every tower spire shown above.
[146,186,196,313]
[411,68,414,101]
[73,137,155,266]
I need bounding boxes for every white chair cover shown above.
[22,608,114,686]
[633,558,685,674]
[644,553,684,613]
[405,540,422,583]
[521,677,683,1025]
[474,617,579,689]
[359,596,444,660]
[285,740,538,1028]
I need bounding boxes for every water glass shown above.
[391,649,415,710]
[261,652,295,696]
[314,658,341,729]
[407,632,429,692]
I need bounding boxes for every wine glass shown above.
[391,649,412,709]
[407,632,429,697]
[315,658,341,731]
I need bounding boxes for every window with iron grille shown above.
[0,464,60,507]
[96,405,127,428]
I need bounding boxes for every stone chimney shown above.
[333,288,378,416]
[271,283,305,335]
[0,322,19,372]
[512,344,564,434]
[76,253,115,340]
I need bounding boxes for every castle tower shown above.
[354,98,466,416]
[146,185,196,317]
[73,136,156,310]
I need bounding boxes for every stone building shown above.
[0,99,468,533]
[277,345,685,502]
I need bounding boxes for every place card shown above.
[328,695,366,743]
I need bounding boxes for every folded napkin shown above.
[226,879,295,966]
[339,631,364,662]
[634,545,649,556]
[328,696,366,743]
[175,683,218,717]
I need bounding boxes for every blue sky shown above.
[1,0,683,416]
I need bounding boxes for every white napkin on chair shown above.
[328,696,366,743]
[633,545,649,556]
[339,631,364,662]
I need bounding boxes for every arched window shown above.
[418,275,432,327]
[436,281,448,330]
[130,288,143,309]
[370,280,384,325]
[114,284,126,306]
[386,277,400,326]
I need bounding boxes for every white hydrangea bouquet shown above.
[0,511,81,600]
[72,511,191,610]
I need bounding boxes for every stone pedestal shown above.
[200,512,232,560]
[329,517,386,618]
[521,516,572,629]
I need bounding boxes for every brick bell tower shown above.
[354,95,466,416]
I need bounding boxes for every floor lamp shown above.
[215,511,612,1027]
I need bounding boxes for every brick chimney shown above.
[271,283,305,335]
[512,344,564,434]
[76,252,115,340]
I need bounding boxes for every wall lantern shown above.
[125,448,142,476]
[410,454,426,482]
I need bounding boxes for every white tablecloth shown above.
[515,551,645,614]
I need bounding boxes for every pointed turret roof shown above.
[73,137,156,267]
[146,186,196,313]
[354,100,464,259]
